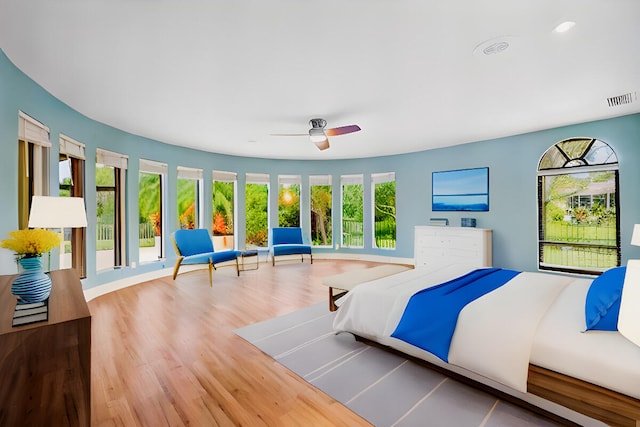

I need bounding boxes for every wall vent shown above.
[607,92,636,107]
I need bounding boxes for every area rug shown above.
[234,303,565,427]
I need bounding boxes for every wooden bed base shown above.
[528,364,640,427]
[355,335,640,427]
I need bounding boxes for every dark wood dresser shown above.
[0,268,91,426]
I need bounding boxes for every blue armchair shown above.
[269,227,313,266]
[171,229,240,286]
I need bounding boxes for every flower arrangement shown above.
[0,229,61,259]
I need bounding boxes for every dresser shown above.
[0,269,91,426]
[414,226,492,269]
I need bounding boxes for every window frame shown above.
[537,138,620,275]
[340,174,364,249]
[371,172,396,250]
[309,175,333,248]
[59,134,86,278]
[96,148,128,272]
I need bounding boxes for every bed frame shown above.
[356,335,640,426]
[409,226,640,426]
[528,365,640,427]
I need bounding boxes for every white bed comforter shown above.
[333,264,573,393]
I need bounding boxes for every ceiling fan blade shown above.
[312,137,330,150]
[325,124,361,136]
[270,133,308,137]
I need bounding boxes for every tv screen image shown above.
[432,167,489,211]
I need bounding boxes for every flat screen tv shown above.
[432,167,489,211]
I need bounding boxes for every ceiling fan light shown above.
[310,133,327,143]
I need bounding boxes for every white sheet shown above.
[333,266,573,393]
[531,278,640,400]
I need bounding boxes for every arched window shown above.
[537,138,620,275]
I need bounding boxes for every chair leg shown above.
[172,257,185,280]
[208,260,213,287]
[235,258,240,276]
[310,253,313,264]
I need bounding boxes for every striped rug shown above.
[234,303,567,427]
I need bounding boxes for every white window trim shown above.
[60,134,86,160]
[96,148,128,170]
[19,111,51,147]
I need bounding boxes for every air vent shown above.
[607,92,636,107]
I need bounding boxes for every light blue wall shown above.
[2,49,639,289]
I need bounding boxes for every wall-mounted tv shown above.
[432,167,489,211]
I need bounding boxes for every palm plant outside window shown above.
[310,175,332,247]
[537,138,620,275]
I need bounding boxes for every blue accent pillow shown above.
[585,266,626,331]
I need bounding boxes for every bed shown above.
[333,259,640,426]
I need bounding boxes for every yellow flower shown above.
[0,229,61,258]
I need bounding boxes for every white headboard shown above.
[414,226,492,269]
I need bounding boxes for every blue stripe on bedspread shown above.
[391,268,520,362]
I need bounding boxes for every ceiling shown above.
[1,1,639,160]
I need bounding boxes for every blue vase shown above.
[11,257,52,304]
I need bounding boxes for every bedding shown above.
[333,264,573,392]
[531,276,640,400]
[332,263,640,425]
[391,268,520,362]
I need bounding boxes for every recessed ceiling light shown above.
[554,21,576,33]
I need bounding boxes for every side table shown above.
[239,250,259,271]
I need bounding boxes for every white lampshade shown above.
[632,224,640,247]
[28,196,88,228]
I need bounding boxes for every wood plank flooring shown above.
[89,259,382,426]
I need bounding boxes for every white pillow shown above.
[618,259,640,347]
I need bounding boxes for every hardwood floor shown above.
[89,259,381,426]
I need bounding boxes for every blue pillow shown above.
[585,266,626,331]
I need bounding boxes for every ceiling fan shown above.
[273,118,361,150]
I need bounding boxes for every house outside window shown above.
[537,138,620,275]
[310,175,332,247]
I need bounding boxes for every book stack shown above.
[12,300,48,327]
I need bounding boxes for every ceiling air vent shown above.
[607,92,636,107]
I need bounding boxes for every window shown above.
[372,172,396,249]
[213,170,236,250]
[341,174,363,248]
[18,111,50,229]
[139,159,167,263]
[245,173,269,249]
[278,175,301,227]
[177,166,203,230]
[310,175,332,247]
[59,134,86,278]
[96,149,128,272]
[538,138,620,275]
